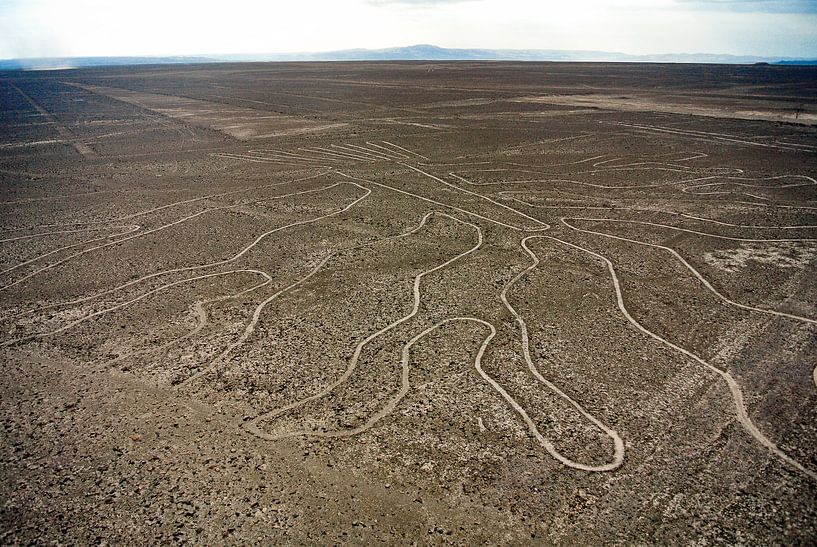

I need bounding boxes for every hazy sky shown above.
[1,0,816,59]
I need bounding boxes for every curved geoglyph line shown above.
[0,224,143,279]
[561,217,817,326]
[399,163,550,231]
[563,217,817,243]
[245,223,623,471]
[0,224,141,243]
[682,174,817,196]
[1,269,273,348]
[240,212,483,431]
[538,234,817,481]
[498,191,817,229]
[499,235,625,471]
[244,318,494,441]
[3,182,369,319]
[246,315,623,474]
[4,171,329,231]
[104,270,274,370]
[0,172,331,286]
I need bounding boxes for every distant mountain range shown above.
[2,44,816,70]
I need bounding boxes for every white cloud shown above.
[0,0,814,59]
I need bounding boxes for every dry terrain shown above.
[1,61,816,544]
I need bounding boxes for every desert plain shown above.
[1,61,816,543]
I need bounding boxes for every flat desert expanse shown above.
[1,61,816,543]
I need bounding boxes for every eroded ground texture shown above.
[1,62,816,544]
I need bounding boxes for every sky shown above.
[1,0,816,60]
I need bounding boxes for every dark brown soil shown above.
[1,62,816,544]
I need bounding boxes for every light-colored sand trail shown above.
[364,141,411,159]
[0,179,349,293]
[0,224,141,243]
[104,269,274,370]
[253,148,347,164]
[332,144,393,161]
[562,217,817,326]
[243,318,494,440]
[498,235,625,472]
[682,174,817,195]
[611,122,811,151]
[336,172,541,232]
[301,147,375,162]
[499,191,817,229]
[380,141,429,160]
[0,226,144,278]
[1,171,328,232]
[399,164,550,231]
[1,269,272,348]
[565,217,817,243]
[5,182,370,326]
[241,212,482,432]
[449,171,718,191]
[6,81,96,158]
[212,153,322,168]
[540,235,817,481]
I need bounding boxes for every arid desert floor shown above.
[1,61,816,543]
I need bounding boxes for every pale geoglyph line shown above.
[682,175,817,195]
[0,208,226,291]
[562,217,817,326]
[775,141,817,151]
[241,211,482,431]
[332,144,392,161]
[499,191,817,229]
[301,147,375,162]
[611,122,808,152]
[213,153,318,168]
[498,235,625,471]
[351,142,410,161]
[380,140,429,160]
[742,193,772,201]
[250,149,346,164]
[0,181,352,292]
[419,161,492,167]
[0,224,141,243]
[564,217,817,243]
[6,182,370,323]
[539,234,817,481]
[348,143,405,160]
[449,171,717,191]
[0,225,143,278]
[254,148,346,163]
[3,171,328,231]
[300,146,374,162]
[104,270,274,370]
[246,317,497,440]
[181,211,481,389]
[7,81,96,157]
[735,200,817,212]
[364,142,415,160]
[331,144,390,161]
[0,223,147,298]
[365,141,411,159]
[1,269,273,348]
[104,172,331,222]
[336,172,538,232]
[399,163,549,231]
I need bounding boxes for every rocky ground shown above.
[1,62,816,543]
